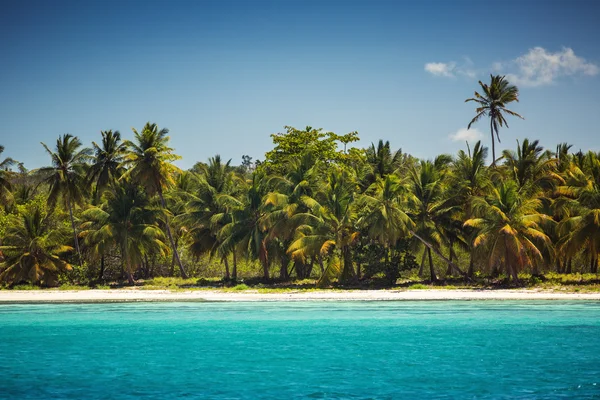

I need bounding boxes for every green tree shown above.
[0,207,72,286]
[466,75,524,166]
[122,122,188,278]
[38,134,91,268]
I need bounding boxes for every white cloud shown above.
[424,62,455,77]
[503,47,599,87]
[425,47,598,87]
[449,128,483,142]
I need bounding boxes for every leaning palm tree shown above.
[38,134,91,267]
[121,122,188,278]
[87,130,126,201]
[466,75,524,166]
[0,145,16,208]
[0,207,72,286]
[464,181,553,281]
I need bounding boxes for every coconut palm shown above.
[121,122,188,278]
[502,138,561,193]
[38,134,91,267]
[217,172,270,279]
[183,156,238,280]
[287,166,359,286]
[449,141,490,276]
[80,183,168,284]
[556,151,600,273]
[87,130,126,201]
[359,175,415,274]
[406,157,453,282]
[466,75,524,166]
[365,140,405,182]
[0,207,72,286]
[464,181,553,281]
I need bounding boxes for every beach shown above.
[1,288,599,302]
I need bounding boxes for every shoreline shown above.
[1,289,600,303]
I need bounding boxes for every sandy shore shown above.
[0,289,599,303]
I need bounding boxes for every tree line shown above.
[0,75,599,287]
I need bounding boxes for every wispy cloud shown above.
[449,128,483,142]
[425,47,598,87]
[424,57,475,78]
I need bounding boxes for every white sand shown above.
[0,289,599,302]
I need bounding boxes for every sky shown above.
[1,0,599,169]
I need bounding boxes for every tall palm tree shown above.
[466,75,524,166]
[80,183,168,284]
[87,130,126,201]
[464,181,553,281]
[38,134,91,267]
[122,122,188,278]
[0,207,72,286]
[0,145,17,208]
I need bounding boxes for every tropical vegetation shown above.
[1,75,599,289]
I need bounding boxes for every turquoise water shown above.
[1,301,600,399]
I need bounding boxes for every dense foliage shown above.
[1,76,599,287]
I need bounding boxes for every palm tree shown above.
[449,141,490,276]
[87,130,126,201]
[0,207,72,286]
[287,166,359,286]
[557,151,600,273]
[183,156,237,280]
[38,134,91,267]
[502,139,561,193]
[218,172,270,280]
[122,122,188,278]
[406,157,455,282]
[464,181,553,281]
[80,183,168,284]
[0,145,17,208]
[466,75,524,166]
[365,140,404,182]
[359,175,415,276]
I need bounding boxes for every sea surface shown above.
[1,301,599,399]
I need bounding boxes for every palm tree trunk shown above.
[223,257,230,280]
[98,254,105,281]
[428,248,437,282]
[591,257,598,274]
[232,250,237,282]
[418,248,426,277]
[445,239,454,277]
[66,196,84,268]
[467,252,475,278]
[410,230,468,279]
[490,116,496,167]
[158,189,188,278]
[318,255,325,274]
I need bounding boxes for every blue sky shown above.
[1,0,599,169]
